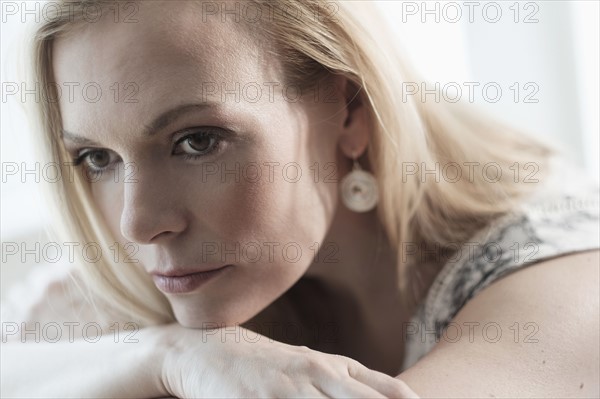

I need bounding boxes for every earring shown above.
[340,151,379,212]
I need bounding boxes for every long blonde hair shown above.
[28,0,553,326]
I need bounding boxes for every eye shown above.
[87,150,110,167]
[70,128,227,179]
[173,130,223,158]
[73,149,120,175]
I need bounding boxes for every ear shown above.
[333,75,370,159]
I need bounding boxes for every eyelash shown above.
[71,130,225,175]
[174,130,224,160]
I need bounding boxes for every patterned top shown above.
[401,158,600,371]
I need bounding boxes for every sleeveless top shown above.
[401,158,600,371]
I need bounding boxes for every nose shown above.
[120,164,188,244]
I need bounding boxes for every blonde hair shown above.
[28,0,553,326]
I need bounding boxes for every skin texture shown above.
[54,1,400,333]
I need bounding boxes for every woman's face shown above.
[54,1,367,327]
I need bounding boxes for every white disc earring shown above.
[339,152,379,212]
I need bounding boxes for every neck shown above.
[304,202,402,311]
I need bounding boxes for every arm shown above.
[1,323,420,398]
[396,249,599,398]
[0,266,171,397]
[1,266,417,398]
[1,326,169,398]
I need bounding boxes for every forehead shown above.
[53,0,280,138]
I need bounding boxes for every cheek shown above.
[91,179,125,241]
[196,143,337,269]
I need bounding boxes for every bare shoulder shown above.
[398,249,600,398]
[1,266,127,343]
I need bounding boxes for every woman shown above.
[2,0,598,397]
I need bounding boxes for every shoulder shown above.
[398,249,599,397]
[447,161,599,315]
[397,161,599,396]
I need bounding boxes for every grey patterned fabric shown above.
[401,159,600,371]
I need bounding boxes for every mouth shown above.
[151,264,233,294]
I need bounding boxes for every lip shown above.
[151,264,233,294]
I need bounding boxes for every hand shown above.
[159,323,419,398]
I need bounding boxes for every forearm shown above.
[1,326,169,398]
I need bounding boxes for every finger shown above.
[347,363,420,399]
[318,376,385,399]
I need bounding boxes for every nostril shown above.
[150,230,176,242]
[121,207,188,245]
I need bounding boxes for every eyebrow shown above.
[61,102,221,145]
